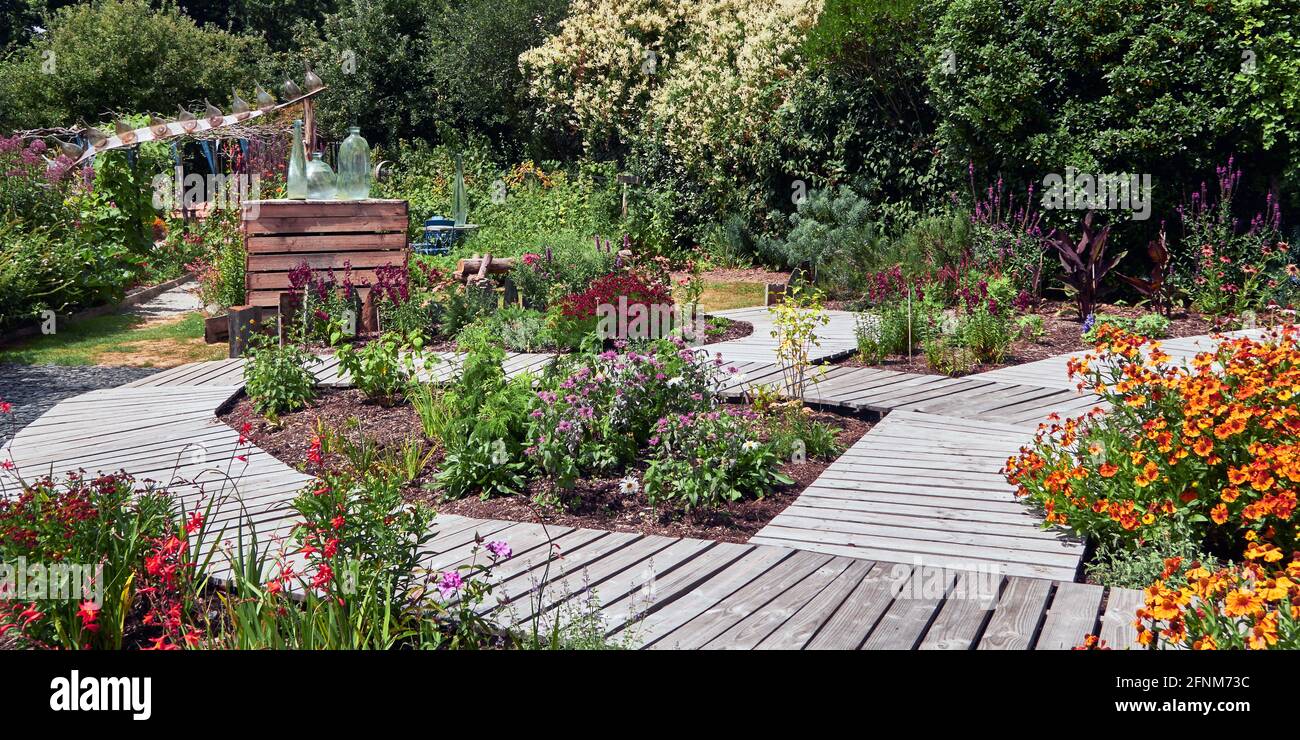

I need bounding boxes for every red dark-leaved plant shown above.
[558,271,672,319]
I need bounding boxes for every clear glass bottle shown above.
[336,126,371,200]
[305,152,337,200]
[286,119,308,199]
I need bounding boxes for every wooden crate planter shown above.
[240,199,410,311]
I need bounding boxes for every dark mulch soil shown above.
[835,300,1219,376]
[221,389,436,484]
[219,390,871,543]
[705,318,753,344]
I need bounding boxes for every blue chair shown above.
[411,215,458,256]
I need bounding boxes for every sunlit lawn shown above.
[698,281,766,312]
[0,312,226,367]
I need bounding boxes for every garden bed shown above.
[836,300,1218,376]
[220,387,870,542]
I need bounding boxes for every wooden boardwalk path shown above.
[11,307,1235,649]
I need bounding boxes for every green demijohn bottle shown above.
[306,152,337,200]
[286,119,308,199]
[336,126,371,200]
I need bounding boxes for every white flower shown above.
[741,440,759,452]
[666,376,684,387]
[618,476,640,495]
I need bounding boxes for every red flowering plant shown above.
[0,469,173,649]
[1005,324,1300,563]
[284,260,367,344]
[209,435,509,648]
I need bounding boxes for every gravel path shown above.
[0,364,160,445]
[0,281,202,445]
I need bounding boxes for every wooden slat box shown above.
[241,199,409,310]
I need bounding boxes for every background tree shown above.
[0,0,269,129]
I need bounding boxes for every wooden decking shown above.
[707,306,859,363]
[749,410,1084,581]
[4,307,1208,649]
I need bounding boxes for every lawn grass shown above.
[0,312,227,367]
[698,281,766,312]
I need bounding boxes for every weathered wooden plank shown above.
[704,557,855,650]
[754,559,875,650]
[862,569,956,649]
[1099,587,1145,649]
[243,214,407,235]
[977,577,1051,650]
[651,550,831,650]
[919,571,1003,650]
[804,563,906,649]
[1035,582,1104,650]
[630,546,791,647]
[248,252,407,271]
[246,232,408,253]
[245,200,407,219]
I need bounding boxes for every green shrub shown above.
[763,405,843,461]
[643,410,793,510]
[335,333,416,404]
[1015,314,1045,342]
[926,0,1260,241]
[0,0,269,130]
[243,335,318,420]
[1084,524,1221,590]
[854,300,922,363]
[757,186,885,293]
[957,305,1013,364]
[880,210,972,276]
[492,306,549,352]
[1083,312,1170,342]
[439,282,499,336]
[923,335,977,375]
[1133,312,1172,339]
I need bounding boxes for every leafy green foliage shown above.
[926,0,1262,238]
[643,410,792,510]
[335,333,416,404]
[243,335,318,421]
[0,0,269,130]
[758,186,884,292]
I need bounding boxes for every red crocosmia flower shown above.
[310,564,333,591]
[0,401,11,414]
[143,636,177,651]
[186,511,204,534]
[330,515,345,530]
[77,601,100,633]
[19,605,43,626]
[266,579,283,595]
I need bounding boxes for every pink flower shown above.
[485,540,512,560]
[437,570,464,599]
